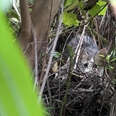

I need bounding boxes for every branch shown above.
[38,0,64,101]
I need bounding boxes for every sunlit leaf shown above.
[97,0,107,15]
[89,0,107,16]
[89,4,101,16]
[0,10,46,116]
[63,12,79,27]
[64,0,77,7]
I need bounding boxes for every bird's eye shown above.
[84,63,88,67]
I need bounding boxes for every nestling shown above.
[94,48,108,66]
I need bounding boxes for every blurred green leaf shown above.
[97,0,107,6]
[89,0,107,16]
[111,58,116,62]
[63,12,79,27]
[0,10,46,116]
[52,51,61,59]
[106,55,111,63]
[64,0,77,7]
[97,0,107,15]
[64,0,84,11]
[89,4,101,16]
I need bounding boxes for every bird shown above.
[94,48,108,66]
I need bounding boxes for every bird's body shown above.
[94,48,108,66]
[67,35,109,76]
[68,35,98,73]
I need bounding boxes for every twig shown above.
[33,26,39,91]
[38,0,64,101]
[39,0,54,86]
[74,24,88,70]
[99,4,109,30]
[99,10,106,29]
[59,31,73,66]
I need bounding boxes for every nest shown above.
[43,65,114,116]
[41,5,116,116]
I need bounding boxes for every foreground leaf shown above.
[0,10,46,116]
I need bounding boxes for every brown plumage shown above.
[94,48,108,66]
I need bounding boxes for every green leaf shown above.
[97,0,107,15]
[97,0,107,6]
[0,10,46,116]
[52,51,61,59]
[106,55,111,63]
[88,0,107,16]
[63,12,79,27]
[65,0,77,7]
[64,0,83,11]
[89,4,101,16]
[109,66,114,69]
[111,58,116,62]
